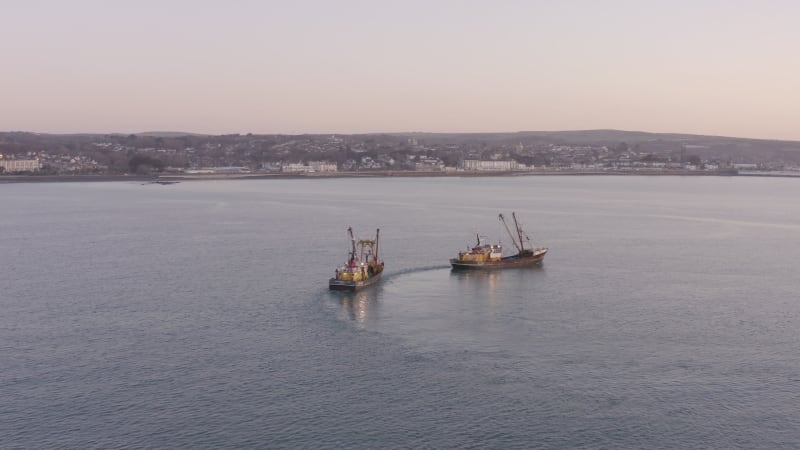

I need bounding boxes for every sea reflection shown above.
[334,286,382,325]
[450,269,502,304]
[450,266,545,304]
[449,269,504,287]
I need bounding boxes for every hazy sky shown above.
[2,0,799,139]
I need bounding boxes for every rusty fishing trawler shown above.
[329,227,384,291]
[450,212,548,270]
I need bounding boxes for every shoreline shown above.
[2,169,796,184]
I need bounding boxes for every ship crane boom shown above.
[498,213,522,253]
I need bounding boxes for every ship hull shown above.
[450,249,547,270]
[329,272,382,291]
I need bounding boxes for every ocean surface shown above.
[2,175,800,448]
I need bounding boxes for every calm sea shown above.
[2,176,800,448]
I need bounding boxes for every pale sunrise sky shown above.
[2,0,799,139]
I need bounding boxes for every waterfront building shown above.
[0,159,41,173]
[460,160,527,171]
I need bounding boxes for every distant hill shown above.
[5,128,799,145]
[3,128,800,168]
[396,129,799,145]
[133,131,210,137]
[391,129,800,164]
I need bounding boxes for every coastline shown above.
[3,168,797,184]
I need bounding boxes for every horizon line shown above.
[2,128,799,143]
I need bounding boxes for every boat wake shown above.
[319,265,450,302]
[382,264,451,284]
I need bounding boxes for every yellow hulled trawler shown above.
[450,212,548,270]
[329,227,384,291]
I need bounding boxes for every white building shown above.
[281,163,313,173]
[283,161,338,173]
[308,161,338,172]
[461,160,527,171]
[0,159,41,173]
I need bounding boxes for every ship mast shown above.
[375,228,380,263]
[511,212,527,251]
[498,213,522,253]
[347,227,356,264]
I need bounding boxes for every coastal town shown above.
[2,130,799,177]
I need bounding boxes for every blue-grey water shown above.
[2,176,800,448]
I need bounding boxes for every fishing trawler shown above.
[450,212,548,270]
[329,227,385,291]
